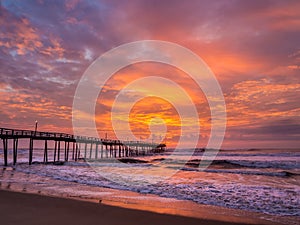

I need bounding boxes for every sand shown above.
[0,190,274,225]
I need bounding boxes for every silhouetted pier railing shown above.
[0,127,166,166]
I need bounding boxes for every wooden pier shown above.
[0,127,166,166]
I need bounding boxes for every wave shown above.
[164,165,300,177]
[12,158,300,171]
[5,158,299,217]
[203,169,300,177]
[184,159,300,170]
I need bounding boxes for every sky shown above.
[0,0,299,149]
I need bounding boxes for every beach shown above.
[0,189,281,225]
[0,148,299,225]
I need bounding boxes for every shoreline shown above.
[0,166,298,225]
[0,186,288,225]
[0,189,283,225]
[1,147,299,225]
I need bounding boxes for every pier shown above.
[0,127,166,166]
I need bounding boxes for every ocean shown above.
[0,147,299,224]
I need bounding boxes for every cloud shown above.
[223,78,300,147]
[0,84,73,132]
[0,14,42,55]
[0,0,299,148]
[84,48,93,61]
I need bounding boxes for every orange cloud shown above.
[225,79,300,127]
[129,96,181,145]
[0,11,65,58]
[260,1,300,31]
[0,17,43,55]
[94,62,212,147]
[39,37,65,57]
[0,85,72,133]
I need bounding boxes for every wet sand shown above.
[0,190,278,225]
[0,166,290,225]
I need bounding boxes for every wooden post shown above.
[54,141,57,162]
[105,144,108,158]
[95,143,98,159]
[75,143,78,161]
[112,144,114,158]
[29,138,33,165]
[72,142,75,160]
[3,138,8,166]
[77,142,81,160]
[66,141,70,161]
[89,142,93,159]
[84,142,87,158]
[43,140,48,163]
[13,138,18,165]
[64,141,67,161]
[57,141,61,161]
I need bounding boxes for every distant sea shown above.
[0,147,299,223]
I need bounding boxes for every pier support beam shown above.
[64,141,67,161]
[89,142,93,159]
[54,141,57,162]
[84,143,87,159]
[57,141,61,161]
[78,143,81,159]
[95,144,98,159]
[75,143,78,161]
[13,138,18,165]
[43,140,48,163]
[3,138,8,166]
[105,144,108,158]
[29,138,33,165]
[72,142,75,160]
